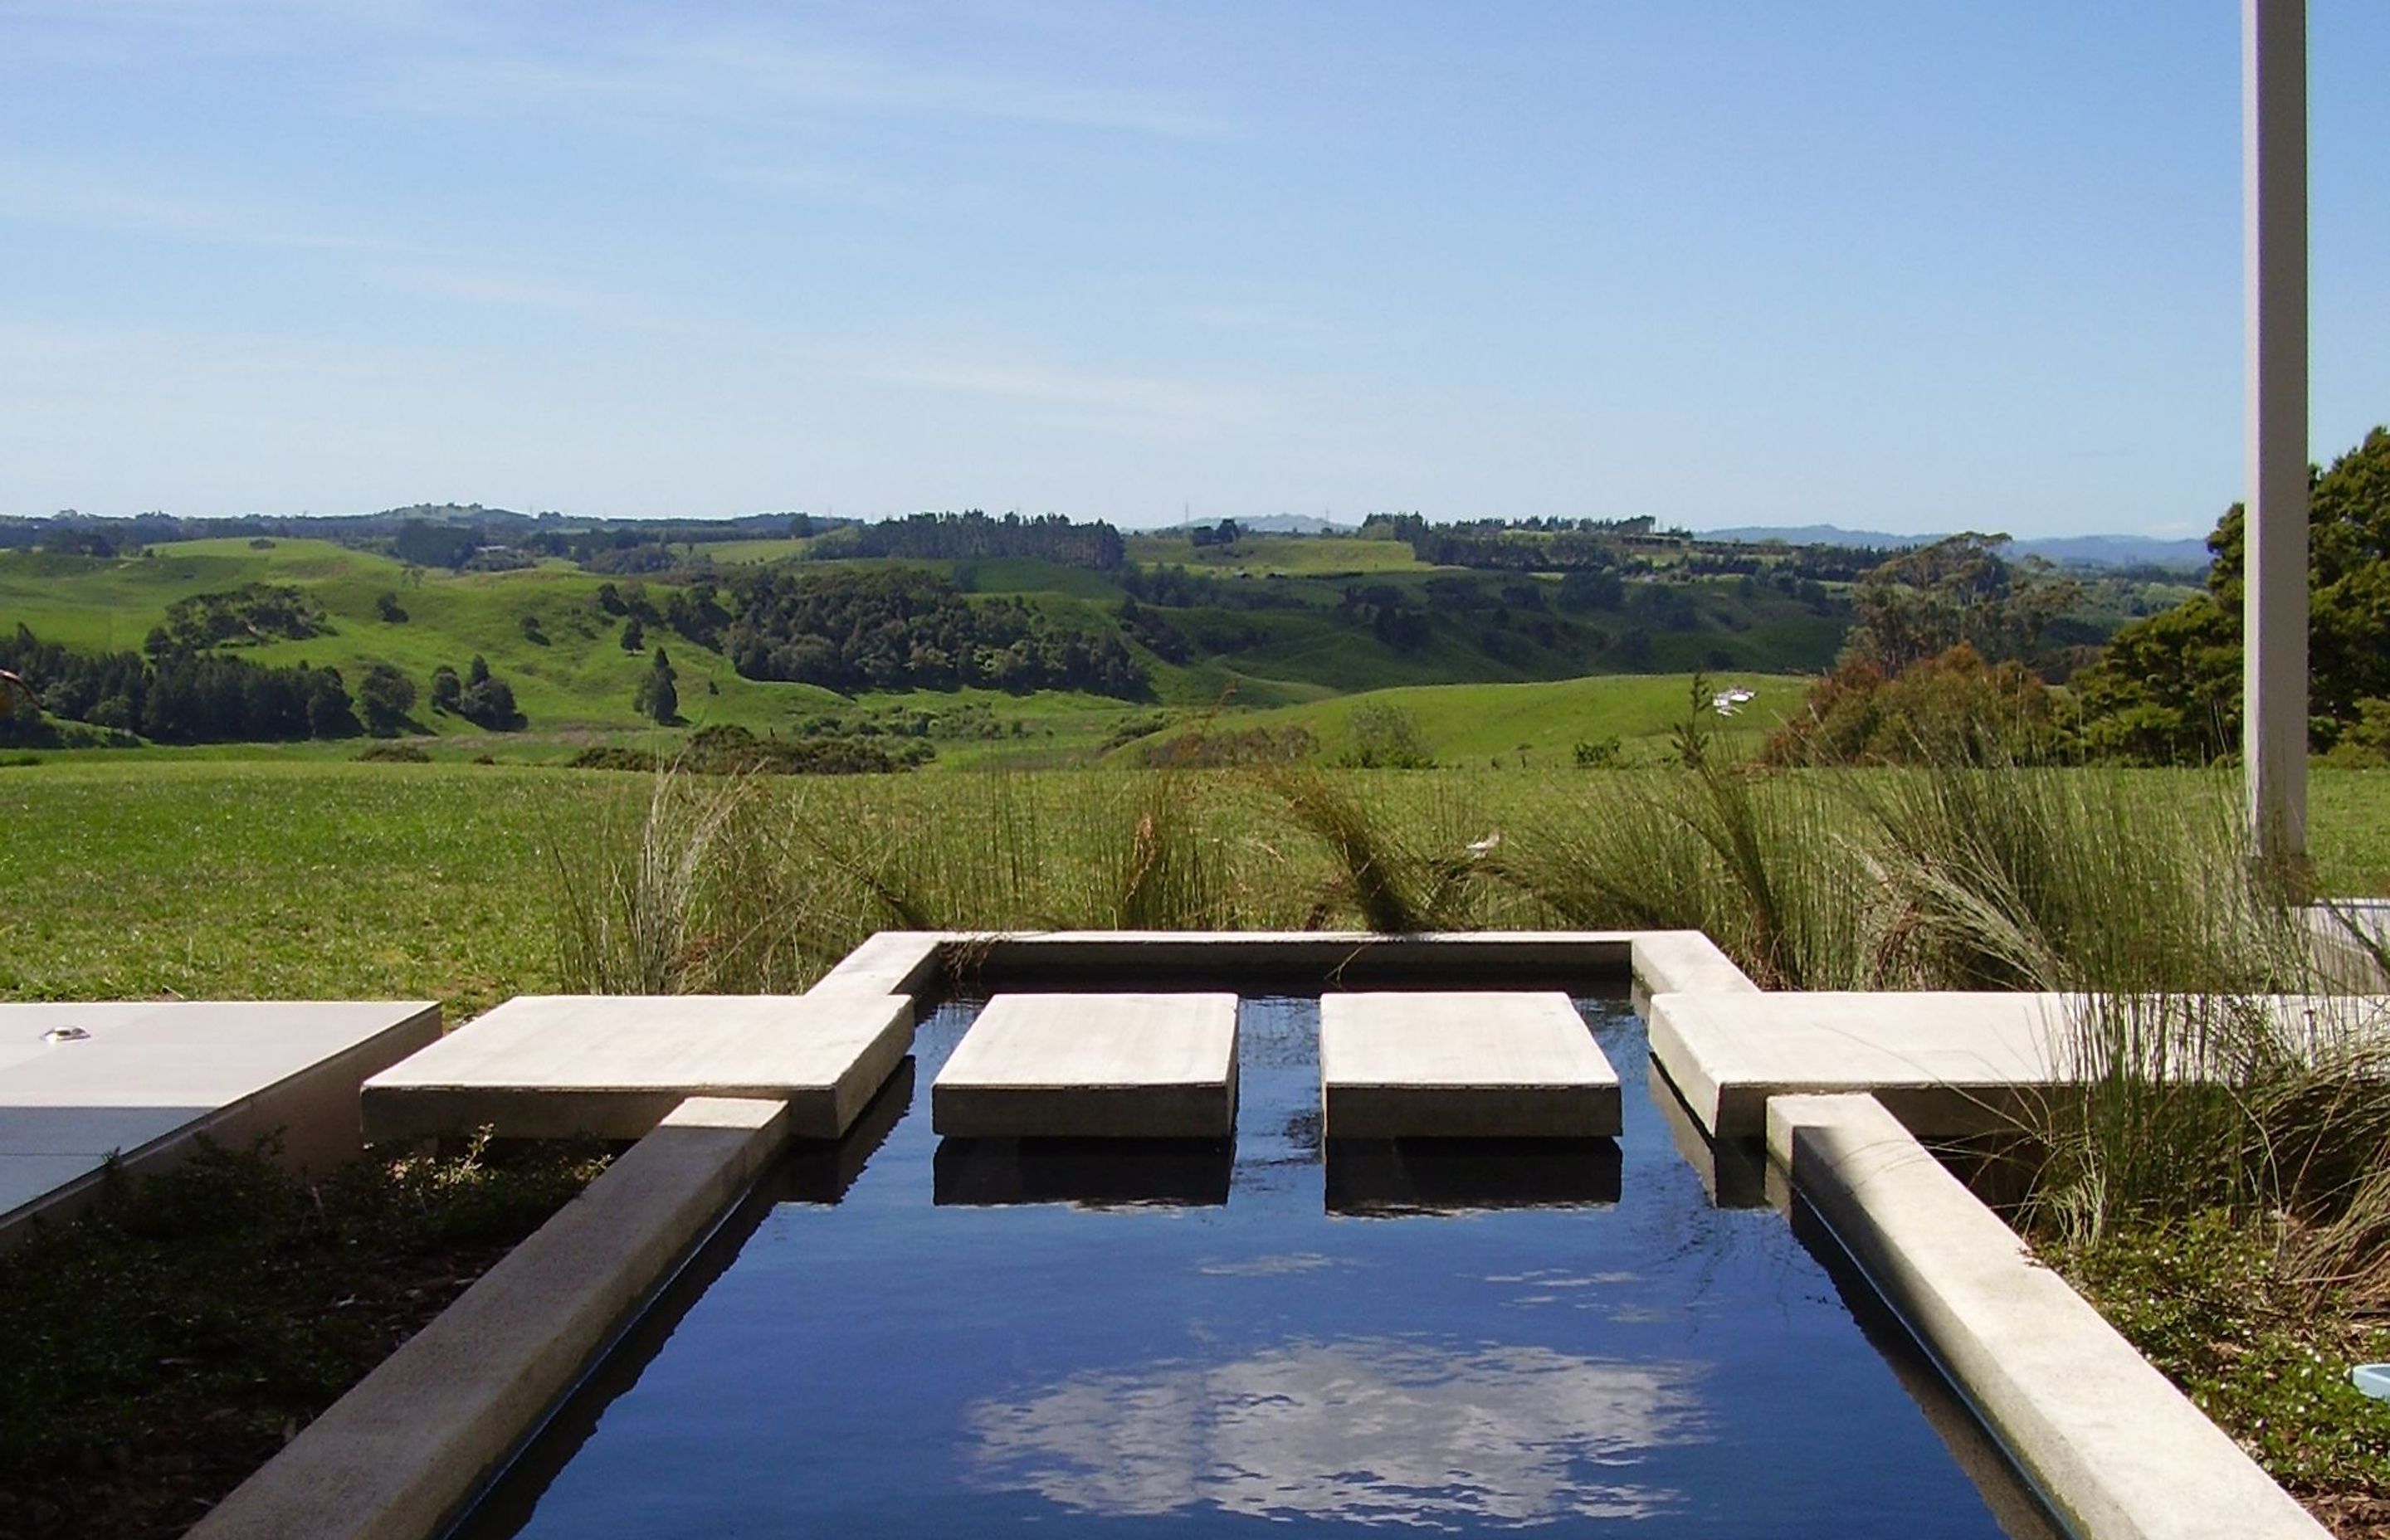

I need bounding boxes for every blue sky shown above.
[2,2,2383,535]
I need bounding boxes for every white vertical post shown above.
[2243,0,2308,863]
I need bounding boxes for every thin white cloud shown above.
[0,0,450,71]
[710,162,992,218]
[363,262,687,330]
[0,160,428,255]
[396,33,1233,143]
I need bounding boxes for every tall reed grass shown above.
[549,733,2390,1294]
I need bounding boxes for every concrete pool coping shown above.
[187,1096,793,1540]
[0,999,441,1250]
[1768,1093,2328,1540]
[188,928,2339,1540]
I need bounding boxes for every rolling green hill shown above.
[0,532,1844,764]
[0,538,837,740]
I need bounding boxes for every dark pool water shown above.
[459,997,2057,1539]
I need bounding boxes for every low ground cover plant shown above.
[0,1137,608,1539]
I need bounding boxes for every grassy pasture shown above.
[3,758,2384,1023]
[2,536,1854,768]
[1122,672,1808,765]
[1122,530,1429,574]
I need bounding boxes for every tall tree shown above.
[636,647,679,724]
[2074,426,2390,762]
[357,663,416,734]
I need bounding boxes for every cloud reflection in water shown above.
[966,1337,1708,1528]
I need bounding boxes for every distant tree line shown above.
[534,516,825,568]
[0,625,539,743]
[595,578,734,651]
[1113,597,1192,662]
[1358,511,1892,583]
[814,511,1127,571]
[717,568,1147,697]
[0,625,358,743]
[0,505,820,559]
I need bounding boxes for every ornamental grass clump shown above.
[1486,679,1870,988]
[547,729,2390,1311]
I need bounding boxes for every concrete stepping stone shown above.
[931,993,1239,1138]
[1319,992,1620,1139]
[362,993,912,1143]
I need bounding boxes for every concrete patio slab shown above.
[0,1000,441,1245]
[1319,992,1619,1139]
[1628,931,1762,997]
[932,992,1239,1138]
[1649,991,2075,1140]
[361,992,912,1143]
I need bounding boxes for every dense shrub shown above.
[1136,724,1319,768]
[568,724,911,776]
[151,583,329,651]
[634,649,679,724]
[451,655,522,731]
[1338,702,1436,768]
[1764,644,2075,766]
[356,662,416,734]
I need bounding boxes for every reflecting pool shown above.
[459,996,2057,1538]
